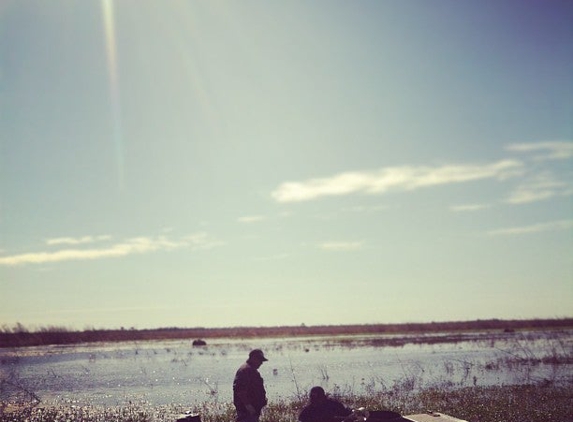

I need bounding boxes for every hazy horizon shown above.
[5,316,572,334]
[1,1,572,331]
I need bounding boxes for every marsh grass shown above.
[1,327,571,421]
[1,382,571,422]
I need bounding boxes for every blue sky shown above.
[1,0,572,330]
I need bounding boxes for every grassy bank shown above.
[1,383,571,422]
[2,318,572,348]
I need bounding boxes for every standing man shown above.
[233,349,268,422]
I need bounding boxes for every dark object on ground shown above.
[367,410,408,421]
[175,412,201,422]
[192,339,207,346]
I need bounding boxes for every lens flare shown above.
[102,0,125,191]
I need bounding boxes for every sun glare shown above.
[102,0,125,191]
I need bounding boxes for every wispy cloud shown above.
[505,172,571,204]
[318,241,363,251]
[506,141,573,161]
[238,215,266,223]
[271,160,523,203]
[343,204,389,213]
[183,232,226,250]
[0,233,222,267]
[45,235,112,246]
[450,204,491,212]
[486,220,573,236]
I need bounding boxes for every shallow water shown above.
[1,330,571,407]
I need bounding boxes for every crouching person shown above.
[299,386,352,422]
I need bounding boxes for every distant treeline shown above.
[1,318,572,348]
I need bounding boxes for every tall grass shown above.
[1,383,571,422]
[1,326,571,421]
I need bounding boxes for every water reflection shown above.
[1,330,571,407]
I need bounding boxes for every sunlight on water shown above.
[2,330,571,407]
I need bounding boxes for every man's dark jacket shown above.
[233,362,267,414]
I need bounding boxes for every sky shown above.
[1,0,572,331]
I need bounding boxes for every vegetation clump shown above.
[0,382,571,422]
[1,322,571,421]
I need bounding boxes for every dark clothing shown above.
[234,411,260,422]
[233,362,267,417]
[299,397,351,422]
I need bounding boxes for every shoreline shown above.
[1,317,572,349]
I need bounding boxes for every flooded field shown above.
[1,329,572,408]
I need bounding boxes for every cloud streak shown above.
[506,141,573,161]
[238,215,266,223]
[45,235,112,246]
[0,233,221,267]
[486,219,573,236]
[450,204,491,212]
[505,172,572,204]
[271,160,523,203]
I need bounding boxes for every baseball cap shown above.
[249,349,268,361]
